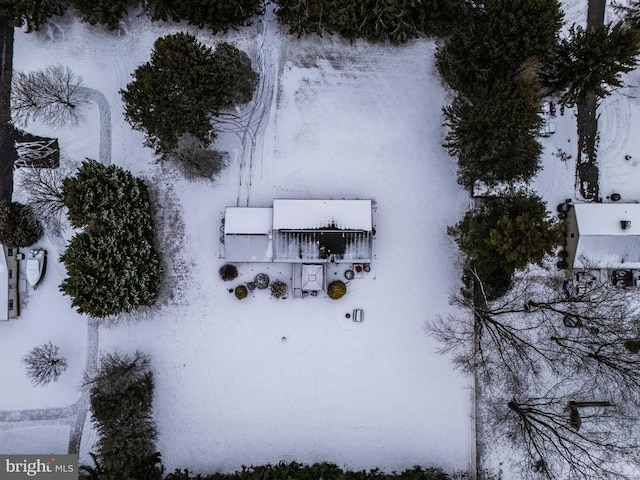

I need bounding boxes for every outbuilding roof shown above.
[224,207,273,234]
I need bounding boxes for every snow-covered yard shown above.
[2,13,474,476]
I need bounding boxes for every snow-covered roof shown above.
[573,203,640,268]
[574,203,640,236]
[224,207,273,234]
[272,199,372,231]
[0,247,8,321]
[224,235,273,263]
[574,237,640,269]
[301,264,324,291]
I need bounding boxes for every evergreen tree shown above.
[436,0,562,93]
[443,81,543,189]
[542,22,640,106]
[0,0,67,31]
[60,160,161,318]
[143,0,262,33]
[68,0,139,30]
[448,190,562,292]
[274,0,466,43]
[621,1,640,30]
[0,200,43,246]
[85,351,163,480]
[121,33,257,154]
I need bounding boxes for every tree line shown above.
[439,0,640,297]
[0,0,263,32]
[272,0,465,43]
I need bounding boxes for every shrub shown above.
[59,160,161,317]
[235,285,248,300]
[254,273,269,289]
[0,201,43,247]
[270,280,287,299]
[219,263,238,281]
[84,351,162,480]
[327,280,347,300]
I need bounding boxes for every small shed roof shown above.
[224,207,273,234]
[273,199,372,231]
[301,264,324,291]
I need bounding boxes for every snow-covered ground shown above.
[3,11,474,476]
[6,0,639,475]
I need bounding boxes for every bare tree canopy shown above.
[22,342,67,386]
[16,159,76,235]
[429,271,640,478]
[491,392,640,480]
[11,64,89,127]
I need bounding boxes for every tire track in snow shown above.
[216,4,278,207]
[598,88,631,160]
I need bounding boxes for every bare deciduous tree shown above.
[489,391,640,480]
[11,64,89,127]
[17,159,76,235]
[431,271,640,478]
[22,342,68,386]
[427,269,554,385]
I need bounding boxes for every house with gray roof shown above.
[223,199,373,264]
[223,199,374,298]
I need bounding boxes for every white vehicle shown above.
[26,249,46,287]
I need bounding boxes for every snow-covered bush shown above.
[60,160,161,317]
[22,342,67,386]
[219,263,238,281]
[254,273,269,289]
[84,351,161,480]
[164,134,229,180]
[0,201,43,247]
[327,281,347,300]
[270,280,287,299]
[235,285,248,300]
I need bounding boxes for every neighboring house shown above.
[0,245,19,321]
[223,199,374,298]
[567,203,640,287]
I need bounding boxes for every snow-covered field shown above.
[6,0,640,475]
[3,11,474,476]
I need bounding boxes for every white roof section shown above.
[224,235,273,263]
[573,203,640,269]
[574,237,640,269]
[224,208,273,234]
[574,203,640,236]
[301,264,324,291]
[0,247,8,321]
[272,199,372,231]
